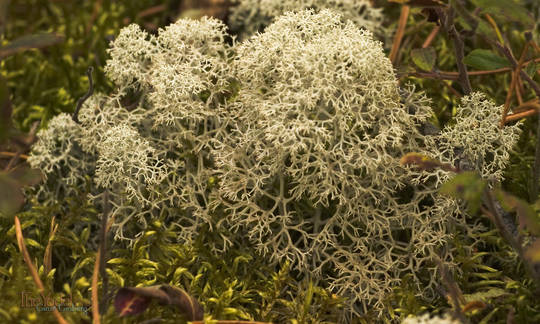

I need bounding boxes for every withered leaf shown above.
[114,285,203,321]
[0,33,64,59]
[400,152,449,171]
[114,288,152,317]
[0,168,42,217]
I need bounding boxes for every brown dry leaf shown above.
[114,285,203,321]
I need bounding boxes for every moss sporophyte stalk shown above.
[26,9,520,321]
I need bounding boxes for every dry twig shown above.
[389,5,410,65]
[422,25,440,48]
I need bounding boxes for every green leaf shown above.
[464,49,511,71]
[74,276,90,289]
[0,33,64,59]
[303,281,314,317]
[106,268,125,287]
[24,238,41,248]
[411,47,437,71]
[107,258,128,265]
[471,0,534,28]
[172,267,193,283]
[463,288,508,303]
[440,172,486,215]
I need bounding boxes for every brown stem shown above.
[91,250,101,324]
[502,41,532,126]
[98,190,110,315]
[443,81,462,98]
[443,8,472,94]
[0,151,28,159]
[14,216,69,324]
[515,75,524,105]
[504,102,540,123]
[4,121,39,171]
[136,4,167,18]
[494,41,540,200]
[401,58,540,80]
[433,257,469,324]
[92,190,111,323]
[390,5,410,65]
[494,43,540,98]
[422,25,440,48]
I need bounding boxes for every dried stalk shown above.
[14,216,69,324]
[389,5,410,64]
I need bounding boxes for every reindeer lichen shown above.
[401,313,460,324]
[26,9,520,321]
[229,0,384,41]
[432,92,521,181]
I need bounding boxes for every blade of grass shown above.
[43,216,58,275]
[14,216,68,324]
[92,250,101,324]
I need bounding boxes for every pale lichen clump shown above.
[229,0,384,40]
[27,114,94,204]
[433,92,521,182]
[213,10,455,317]
[401,313,461,324]
[27,9,520,322]
[103,23,155,90]
[95,124,166,204]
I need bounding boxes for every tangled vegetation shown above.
[1,1,540,324]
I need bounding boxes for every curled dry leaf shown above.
[114,285,203,321]
[0,32,64,59]
[0,167,42,216]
